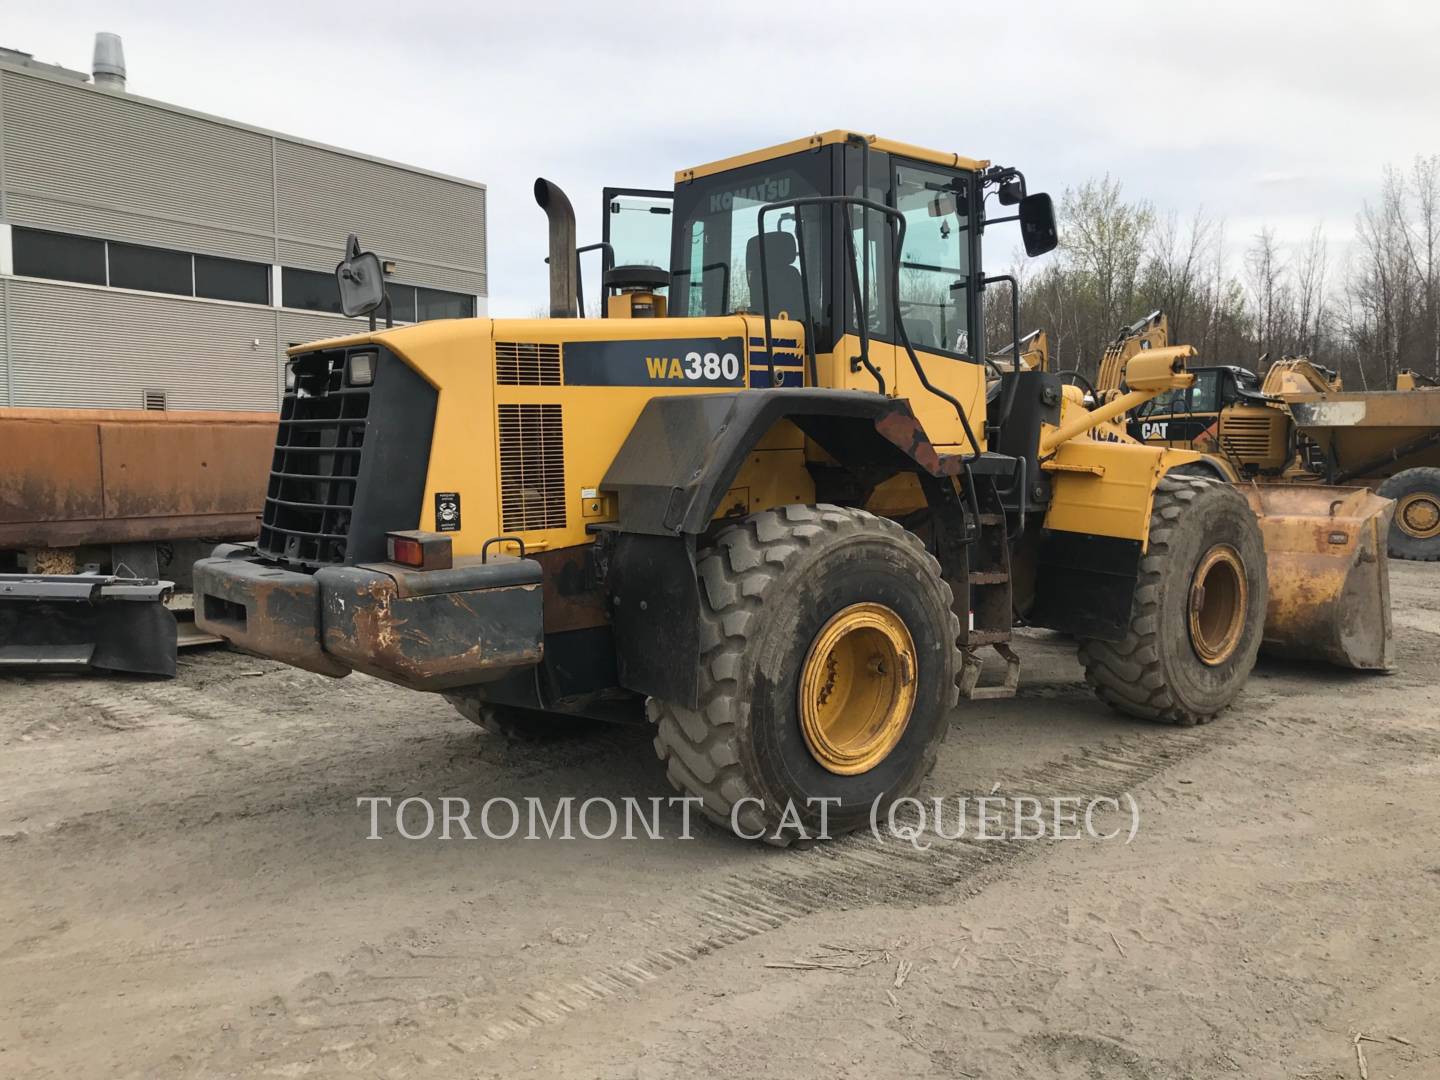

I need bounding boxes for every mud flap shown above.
[0,574,178,677]
[1242,486,1395,671]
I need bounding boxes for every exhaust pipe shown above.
[534,178,577,318]
[92,32,126,91]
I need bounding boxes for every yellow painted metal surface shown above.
[1242,484,1394,670]
[320,314,813,557]
[1042,440,1203,543]
[676,130,987,183]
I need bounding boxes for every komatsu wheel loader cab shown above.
[196,131,1271,843]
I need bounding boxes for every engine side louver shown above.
[495,341,562,386]
[1219,415,1276,457]
[499,403,567,531]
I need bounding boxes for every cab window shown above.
[670,152,830,344]
[1189,370,1221,413]
[1136,388,1183,418]
[604,189,672,272]
[894,163,971,355]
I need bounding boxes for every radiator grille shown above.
[495,341,562,386]
[258,349,368,566]
[1219,416,1275,458]
[499,403,566,531]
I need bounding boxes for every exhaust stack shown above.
[92,32,126,91]
[534,178,577,318]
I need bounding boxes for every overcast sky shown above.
[9,1,1439,316]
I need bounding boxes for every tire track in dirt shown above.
[186,724,1221,1073]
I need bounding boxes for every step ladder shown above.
[956,511,1020,700]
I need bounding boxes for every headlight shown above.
[349,351,376,387]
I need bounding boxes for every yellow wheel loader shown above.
[1110,326,1437,564]
[197,131,1280,843]
[1082,316,1397,669]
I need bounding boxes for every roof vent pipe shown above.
[92,32,126,91]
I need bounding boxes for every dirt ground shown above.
[1,560,1437,1080]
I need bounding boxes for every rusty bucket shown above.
[1242,484,1395,671]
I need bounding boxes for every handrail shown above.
[755,194,984,464]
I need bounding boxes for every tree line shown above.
[990,156,1440,390]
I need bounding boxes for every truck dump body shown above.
[1282,391,1440,482]
[0,408,275,549]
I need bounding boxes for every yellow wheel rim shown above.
[798,602,917,775]
[1188,544,1247,666]
[1396,492,1440,540]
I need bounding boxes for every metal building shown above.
[0,36,487,412]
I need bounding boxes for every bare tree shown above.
[1292,224,1329,358]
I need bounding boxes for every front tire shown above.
[649,504,961,845]
[1079,475,1266,725]
[1378,467,1440,561]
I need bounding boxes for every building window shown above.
[9,227,476,321]
[196,255,270,304]
[417,286,475,320]
[386,284,418,323]
[282,267,343,314]
[12,228,106,286]
[108,241,193,296]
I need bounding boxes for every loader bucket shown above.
[1241,485,1395,671]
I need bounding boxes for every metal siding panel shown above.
[275,309,378,350]
[3,70,274,252]
[5,192,275,262]
[7,279,279,411]
[276,140,486,293]
[277,236,483,294]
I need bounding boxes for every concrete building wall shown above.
[0,61,486,411]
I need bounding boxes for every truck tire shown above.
[1378,467,1440,561]
[444,692,594,740]
[649,504,961,845]
[1079,475,1266,726]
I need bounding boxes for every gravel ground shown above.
[1,560,1436,1079]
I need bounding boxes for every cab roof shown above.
[676,130,989,183]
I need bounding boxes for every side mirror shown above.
[336,234,386,318]
[1018,193,1059,257]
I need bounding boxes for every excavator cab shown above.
[1129,365,1289,473]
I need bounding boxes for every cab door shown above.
[840,152,985,447]
[598,187,673,316]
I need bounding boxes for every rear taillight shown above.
[386,531,453,570]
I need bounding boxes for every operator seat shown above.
[745,231,805,321]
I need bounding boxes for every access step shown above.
[958,642,1020,700]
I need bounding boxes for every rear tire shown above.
[444,693,595,740]
[1079,475,1266,725]
[1378,467,1440,561]
[649,504,961,845]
